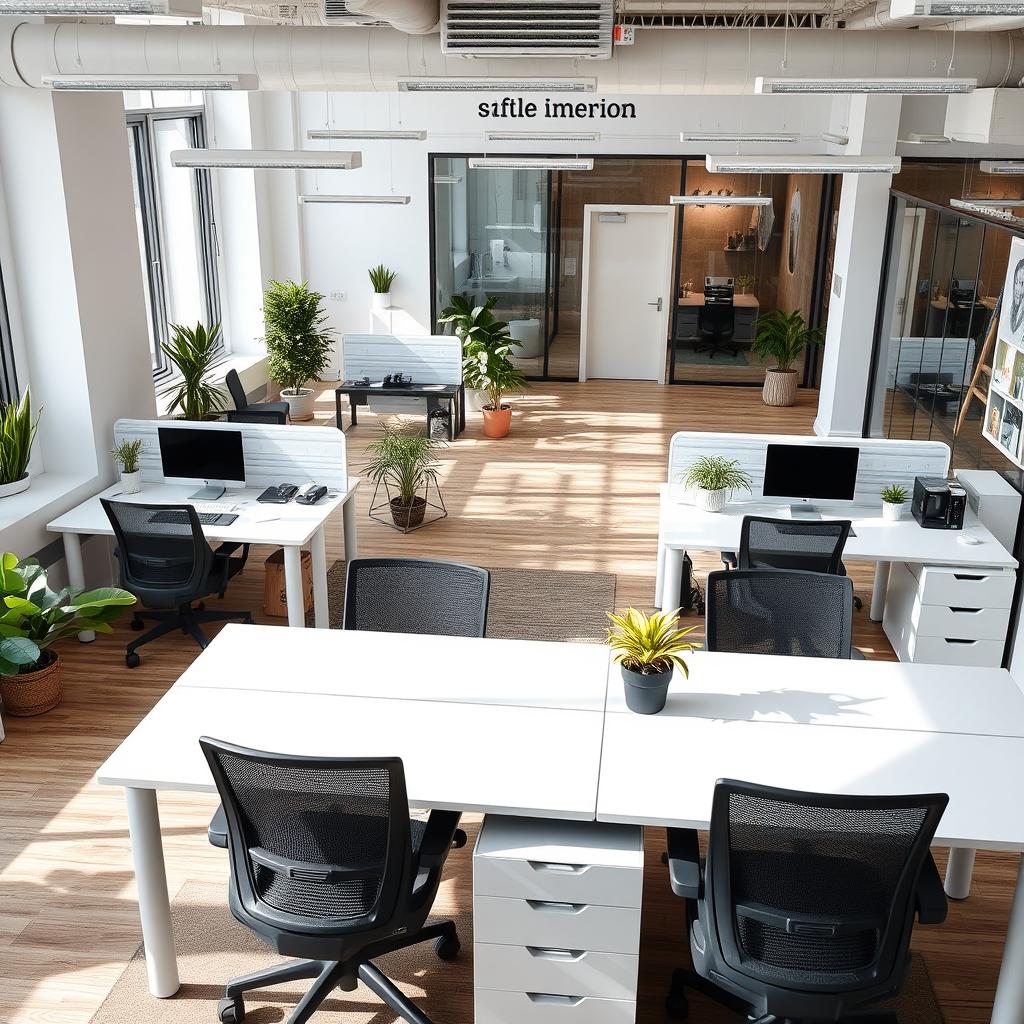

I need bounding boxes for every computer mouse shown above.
[957,534,983,546]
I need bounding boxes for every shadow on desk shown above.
[659,688,880,725]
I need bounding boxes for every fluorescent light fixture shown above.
[468,157,594,171]
[298,194,410,204]
[171,149,362,169]
[486,131,601,143]
[681,131,798,144]
[0,0,171,10]
[951,198,1024,225]
[44,73,256,91]
[980,160,1024,174]
[891,0,1024,15]
[434,175,463,185]
[822,132,850,145]
[306,129,426,141]
[670,194,773,206]
[755,76,976,95]
[398,78,596,93]
[706,154,901,174]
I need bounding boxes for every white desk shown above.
[47,481,360,632]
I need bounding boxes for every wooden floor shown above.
[0,380,1017,1023]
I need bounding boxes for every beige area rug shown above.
[306,563,618,644]
[93,823,943,1024]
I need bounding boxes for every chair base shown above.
[218,920,458,1024]
[126,603,252,667]
[694,341,738,359]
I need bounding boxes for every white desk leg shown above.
[655,540,666,609]
[991,855,1024,1024]
[63,532,95,643]
[283,546,306,629]
[342,494,359,562]
[944,847,976,900]
[310,527,330,630]
[125,787,179,998]
[662,548,684,613]
[870,561,890,622]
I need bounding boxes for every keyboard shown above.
[148,510,238,527]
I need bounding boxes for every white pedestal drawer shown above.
[476,989,636,1024]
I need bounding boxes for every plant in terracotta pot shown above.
[263,279,335,421]
[0,389,39,499]
[607,607,700,715]
[0,553,135,716]
[467,343,528,439]
[681,456,752,513]
[368,264,397,310]
[111,438,144,495]
[752,309,824,407]
[881,483,909,523]
[163,323,227,421]
[363,420,445,530]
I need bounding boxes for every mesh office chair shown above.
[101,499,252,667]
[695,304,737,358]
[665,779,948,1023]
[343,557,490,637]
[225,368,290,424]
[705,568,859,659]
[201,739,462,1024]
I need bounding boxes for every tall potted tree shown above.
[438,295,514,412]
[752,309,824,407]
[163,323,226,420]
[263,279,335,421]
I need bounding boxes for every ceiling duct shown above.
[321,0,386,24]
[340,0,437,31]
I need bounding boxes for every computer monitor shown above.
[763,443,860,514]
[158,426,245,500]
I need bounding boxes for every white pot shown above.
[509,318,543,359]
[372,291,392,310]
[695,487,729,513]
[119,469,142,495]
[281,387,316,421]
[882,500,908,522]
[0,473,30,498]
[762,367,799,407]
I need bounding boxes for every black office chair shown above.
[201,738,462,1024]
[225,368,290,424]
[722,514,863,610]
[343,557,490,637]
[695,304,737,358]
[665,779,948,1023]
[101,499,252,667]
[705,568,860,659]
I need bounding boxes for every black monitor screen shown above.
[763,443,860,502]
[158,427,245,484]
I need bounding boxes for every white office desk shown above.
[47,480,360,631]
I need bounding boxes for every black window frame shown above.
[0,261,18,405]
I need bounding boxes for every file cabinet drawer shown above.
[474,895,640,954]
[474,943,639,1001]
[476,988,636,1024]
[906,634,1005,667]
[911,564,1016,609]
[474,857,642,908]
[910,603,1011,641]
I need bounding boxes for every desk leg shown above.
[335,389,343,431]
[125,787,179,998]
[458,386,466,435]
[992,855,1024,1024]
[349,395,359,429]
[342,494,359,562]
[662,549,684,613]
[310,527,329,629]
[283,546,306,628]
[64,532,95,643]
[944,847,976,900]
[870,561,890,622]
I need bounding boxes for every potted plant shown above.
[881,483,909,522]
[681,456,752,513]
[607,607,700,715]
[438,295,515,412]
[752,309,824,407]
[163,323,227,421]
[0,389,39,498]
[111,438,144,495]
[263,279,335,421]
[736,274,754,296]
[363,420,444,530]
[0,553,135,716]
[369,264,397,310]
[466,343,528,439]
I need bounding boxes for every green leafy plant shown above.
[163,322,227,420]
[0,389,39,485]
[368,264,397,294]
[363,420,444,507]
[263,280,335,394]
[682,456,752,494]
[752,309,824,373]
[437,294,510,348]
[0,553,135,676]
[606,607,701,677]
[111,438,144,474]
[881,483,909,505]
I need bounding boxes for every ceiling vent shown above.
[441,0,614,59]
[323,0,382,23]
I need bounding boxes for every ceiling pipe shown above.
[2,23,1023,91]
[842,1,1024,29]
[341,0,439,34]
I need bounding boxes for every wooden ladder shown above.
[956,296,1001,437]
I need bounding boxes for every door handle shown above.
[648,298,663,311]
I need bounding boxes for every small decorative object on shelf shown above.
[753,309,824,407]
[0,389,39,499]
[369,264,397,310]
[881,483,910,523]
[681,455,752,513]
[736,274,755,295]
[111,437,144,495]
[363,420,447,533]
[607,607,700,715]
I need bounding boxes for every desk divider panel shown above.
[113,419,349,490]
[341,334,463,386]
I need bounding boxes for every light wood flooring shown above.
[0,380,1017,1024]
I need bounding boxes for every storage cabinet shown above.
[473,815,643,1024]
[675,304,757,344]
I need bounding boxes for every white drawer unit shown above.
[473,815,643,1024]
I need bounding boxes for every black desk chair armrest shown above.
[916,853,948,925]
[409,809,462,910]
[667,827,702,899]
[720,551,738,570]
[208,803,228,848]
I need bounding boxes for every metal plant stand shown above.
[368,478,448,534]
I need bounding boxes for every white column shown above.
[992,855,1024,1024]
[283,545,306,628]
[310,526,330,629]
[63,532,95,643]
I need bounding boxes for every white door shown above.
[579,205,676,383]
[892,207,927,338]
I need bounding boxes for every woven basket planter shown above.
[0,652,62,717]
[762,368,799,407]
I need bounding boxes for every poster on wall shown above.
[999,236,1024,348]
[984,235,1024,468]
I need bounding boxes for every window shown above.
[128,110,221,382]
[0,260,17,405]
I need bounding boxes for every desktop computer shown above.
[703,276,735,306]
[158,426,246,500]
[762,442,860,516]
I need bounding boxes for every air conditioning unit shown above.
[441,0,614,59]
[323,0,382,23]
[945,88,1024,144]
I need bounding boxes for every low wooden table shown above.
[334,381,465,439]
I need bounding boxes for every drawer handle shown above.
[527,947,586,962]
[949,607,982,615]
[953,574,985,581]
[526,994,585,1007]
[944,638,978,646]
[527,861,588,875]
[527,900,586,914]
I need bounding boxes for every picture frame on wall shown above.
[1002,403,1022,456]
[998,235,1024,349]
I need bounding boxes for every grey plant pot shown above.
[621,664,673,715]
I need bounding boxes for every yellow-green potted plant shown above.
[0,390,39,499]
[881,483,909,523]
[607,607,700,715]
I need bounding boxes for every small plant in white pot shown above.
[0,390,39,498]
[682,456,752,513]
[607,607,700,715]
[111,438,144,495]
[369,264,397,310]
[881,483,909,522]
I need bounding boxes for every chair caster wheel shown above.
[435,933,461,961]
[665,991,689,1020]
[125,652,141,669]
[217,996,244,1023]
[130,617,145,632]
[451,828,467,849]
